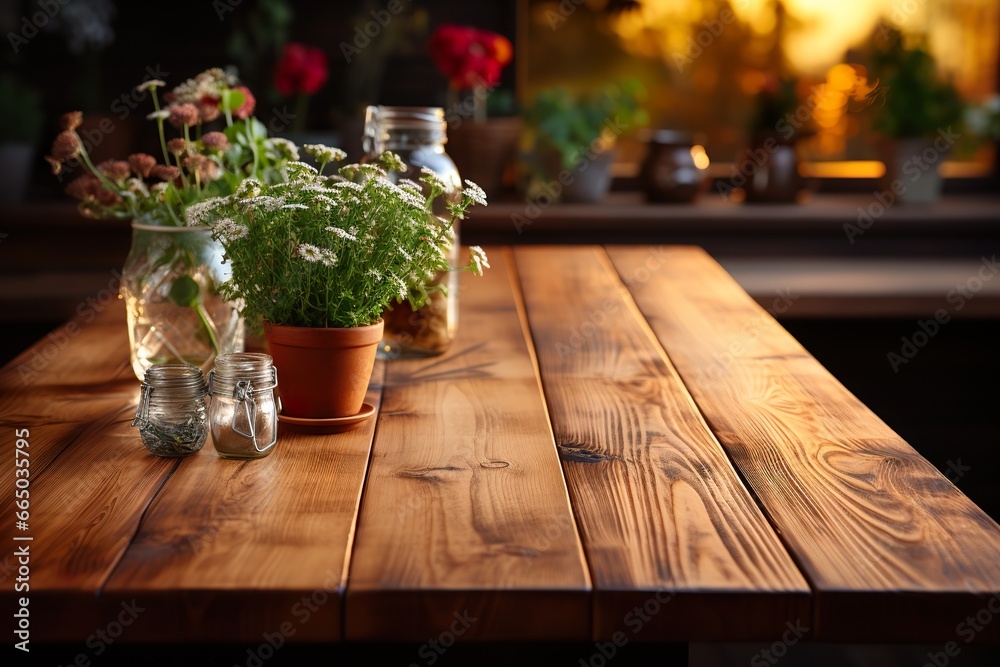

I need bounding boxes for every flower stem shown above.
[195,301,221,356]
[294,94,308,133]
[151,88,170,165]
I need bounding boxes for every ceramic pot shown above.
[879,137,946,203]
[263,320,383,419]
[741,131,803,204]
[640,130,708,203]
[447,116,522,199]
[539,145,617,203]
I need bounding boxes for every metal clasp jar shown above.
[131,364,209,457]
[208,353,278,459]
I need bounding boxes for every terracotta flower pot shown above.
[263,320,383,419]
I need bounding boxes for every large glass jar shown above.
[362,105,462,358]
[131,364,209,457]
[208,353,278,460]
[120,222,245,381]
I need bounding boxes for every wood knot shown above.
[558,443,610,464]
[396,466,463,482]
[480,459,510,469]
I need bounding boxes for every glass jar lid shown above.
[140,364,208,401]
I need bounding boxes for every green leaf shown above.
[219,88,247,114]
[169,275,200,307]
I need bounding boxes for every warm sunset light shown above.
[609,0,996,80]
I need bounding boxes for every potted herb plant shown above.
[45,68,299,380]
[524,81,647,203]
[868,27,964,203]
[190,147,489,420]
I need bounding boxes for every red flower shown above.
[428,25,513,89]
[274,43,329,96]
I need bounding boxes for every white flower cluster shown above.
[298,243,337,267]
[303,144,348,164]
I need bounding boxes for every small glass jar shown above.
[362,105,461,358]
[131,364,209,457]
[208,353,278,459]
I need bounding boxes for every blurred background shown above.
[3,0,998,190]
[0,0,998,519]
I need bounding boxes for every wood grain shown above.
[0,401,175,640]
[0,300,135,496]
[608,245,1000,642]
[345,248,591,642]
[0,300,164,640]
[514,246,809,641]
[101,363,386,643]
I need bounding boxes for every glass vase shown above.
[120,222,245,381]
[362,105,461,358]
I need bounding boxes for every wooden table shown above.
[3,246,1000,662]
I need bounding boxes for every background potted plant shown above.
[740,74,811,204]
[524,80,647,203]
[191,147,490,421]
[0,71,43,203]
[867,26,964,203]
[963,93,1000,185]
[428,23,518,200]
[46,67,299,380]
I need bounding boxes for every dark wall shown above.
[9,0,517,201]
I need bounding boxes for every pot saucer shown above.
[277,402,376,434]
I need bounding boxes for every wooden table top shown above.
[3,245,999,646]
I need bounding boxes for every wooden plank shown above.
[101,363,386,643]
[514,246,810,641]
[0,300,167,641]
[0,300,135,494]
[0,402,176,641]
[345,249,591,642]
[608,245,1000,642]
